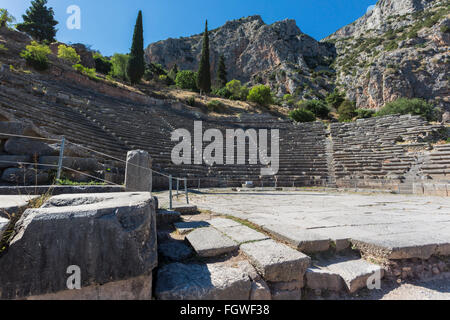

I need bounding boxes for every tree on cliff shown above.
[0,9,15,28]
[216,55,227,88]
[16,0,58,43]
[127,11,145,84]
[197,20,211,95]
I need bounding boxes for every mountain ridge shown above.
[145,0,449,111]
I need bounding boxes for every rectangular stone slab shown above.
[240,239,311,282]
[217,225,269,244]
[0,195,38,218]
[174,221,210,235]
[186,227,238,257]
[324,259,384,294]
[263,224,331,253]
[208,218,242,228]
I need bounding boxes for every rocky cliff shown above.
[146,0,449,111]
[146,15,336,99]
[325,0,449,110]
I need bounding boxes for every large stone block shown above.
[0,122,25,139]
[155,262,252,300]
[0,155,31,169]
[186,227,239,257]
[38,156,102,172]
[1,167,49,185]
[263,224,330,253]
[240,239,311,282]
[4,138,59,156]
[0,192,157,299]
[125,150,152,192]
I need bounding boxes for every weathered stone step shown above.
[306,257,384,294]
[262,224,332,253]
[186,227,239,258]
[156,210,181,228]
[241,239,311,300]
[155,261,255,300]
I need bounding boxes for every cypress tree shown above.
[16,0,58,43]
[127,10,145,84]
[168,64,179,81]
[197,20,211,94]
[216,55,227,88]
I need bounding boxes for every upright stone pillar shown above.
[125,150,152,192]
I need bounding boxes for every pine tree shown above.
[127,11,145,84]
[216,55,227,88]
[16,0,58,42]
[197,20,211,94]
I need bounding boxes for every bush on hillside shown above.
[20,41,52,71]
[338,100,357,122]
[225,80,248,101]
[297,100,330,119]
[207,100,226,113]
[375,98,436,121]
[110,53,129,81]
[57,45,80,65]
[355,108,376,119]
[93,52,112,75]
[325,89,345,109]
[73,64,98,80]
[212,87,232,99]
[283,94,295,107]
[289,108,316,123]
[175,70,198,91]
[247,85,273,106]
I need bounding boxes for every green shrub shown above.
[283,94,295,106]
[289,108,316,123]
[375,98,436,121]
[225,80,248,100]
[441,25,450,34]
[158,74,174,85]
[93,52,112,75]
[0,44,7,52]
[247,85,273,106]
[355,108,376,119]
[20,41,52,71]
[57,45,80,65]
[207,100,226,113]
[338,100,357,122]
[325,89,345,109]
[110,53,129,81]
[0,8,15,28]
[297,100,330,119]
[212,87,232,99]
[73,64,99,80]
[186,96,196,107]
[384,40,398,51]
[175,70,198,91]
[144,62,167,81]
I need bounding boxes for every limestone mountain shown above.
[325,0,449,110]
[146,0,449,112]
[145,15,336,100]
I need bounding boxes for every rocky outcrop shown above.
[146,15,336,98]
[325,0,449,110]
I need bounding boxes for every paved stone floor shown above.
[159,189,450,259]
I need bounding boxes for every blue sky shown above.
[2,0,377,56]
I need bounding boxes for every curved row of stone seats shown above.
[330,115,445,189]
[0,73,130,161]
[421,144,450,178]
[1,65,329,188]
